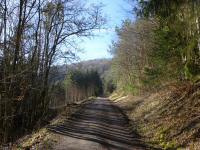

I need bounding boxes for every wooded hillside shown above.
[108,0,200,149]
[50,58,111,82]
[110,0,200,95]
[0,0,105,144]
[49,58,112,107]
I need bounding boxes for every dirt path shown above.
[48,98,151,150]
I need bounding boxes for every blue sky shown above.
[78,0,133,61]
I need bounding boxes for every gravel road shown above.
[48,98,151,150]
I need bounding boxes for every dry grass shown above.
[13,115,66,149]
[113,82,200,150]
[7,99,94,149]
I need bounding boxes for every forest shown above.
[108,1,200,148]
[110,0,200,94]
[0,0,105,144]
[0,0,200,149]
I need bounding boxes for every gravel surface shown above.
[48,98,151,150]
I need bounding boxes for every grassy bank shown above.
[112,82,200,150]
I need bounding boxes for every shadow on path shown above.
[47,98,153,150]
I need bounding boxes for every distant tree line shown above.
[0,0,104,143]
[111,0,200,94]
[49,59,114,108]
[65,69,103,103]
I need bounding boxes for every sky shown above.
[78,0,133,61]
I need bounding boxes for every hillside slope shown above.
[50,58,111,82]
[112,82,200,149]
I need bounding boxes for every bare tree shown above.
[0,0,105,143]
[111,19,157,94]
